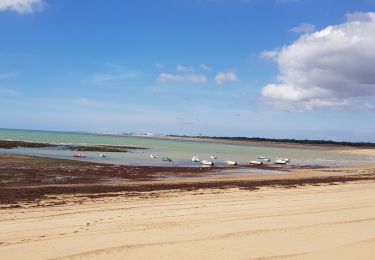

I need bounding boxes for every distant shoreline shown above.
[129,134,375,151]
[166,135,375,149]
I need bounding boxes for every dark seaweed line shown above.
[1,174,374,205]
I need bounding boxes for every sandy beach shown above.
[1,181,374,259]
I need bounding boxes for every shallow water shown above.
[0,128,373,167]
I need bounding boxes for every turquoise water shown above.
[0,128,373,167]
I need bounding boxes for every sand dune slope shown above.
[1,182,375,259]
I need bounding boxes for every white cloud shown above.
[0,0,44,14]
[200,64,211,71]
[214,72,238,84]
[261,12,375,111]
[260,49,280,61]
[158,73,207,83]
[176,64,194,72]
[154,62,164,69]
[290,23,315,33]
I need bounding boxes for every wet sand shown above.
[0,154,375,259]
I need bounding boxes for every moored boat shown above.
[99,153,106,158]
[275,158,287,164]
[192,155,200,162]
[162,157,172,162]
[210,155,217,159]
[201,160,214,166]
[225,160,238,165]
[258,156,271,162]
[72,153,86,158]
[150,154,157,159]
[249,160,263,165]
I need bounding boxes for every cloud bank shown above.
[0,0,44,14]
[261,12,375,111]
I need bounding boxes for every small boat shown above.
[258,156,271,162]
[282,158,290,162]
[210,155,217,159]
[201,160,214,166]
[275,158,287,164]
[225,160,238,165]
[249,160,263,165]
[99,153,106,158]
[192,155,200,162]
[150,154,157,159]
[162,157,172,162]
[72,153,86,158]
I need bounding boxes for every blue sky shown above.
[1,0,375,141]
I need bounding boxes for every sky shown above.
[1,0,375,141]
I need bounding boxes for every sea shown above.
[0,128,373,167]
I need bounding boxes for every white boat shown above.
[99,153,106,158]
[201,160,214,166]
[282,158,290,162]
[275,158,287,164]
[249,160,263,165]
[258,156,271,162]
[150,154,157,159]
[225,160,238,165]
[162,157,172,162]
[210,155,217,159]
[192,155,200,162]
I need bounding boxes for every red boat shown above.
[72,153,86,158]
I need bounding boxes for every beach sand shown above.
[1,180,375,259]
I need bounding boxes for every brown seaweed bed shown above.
[0,140,145,152]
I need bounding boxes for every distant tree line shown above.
[167,135,375,148]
